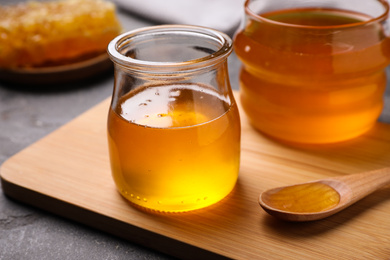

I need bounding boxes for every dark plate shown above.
[0,53,113,85]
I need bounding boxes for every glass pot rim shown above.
[244,0,390,29]
[107,24,233,73]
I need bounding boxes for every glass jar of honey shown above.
[107,25,241,212]
[234,0,390,144]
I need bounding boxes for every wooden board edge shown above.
[0,176,230,260]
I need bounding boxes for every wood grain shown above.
[1,92,390,259]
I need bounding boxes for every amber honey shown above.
[265,182,340,213]
[107,84,240,212]
[235,8,390,143]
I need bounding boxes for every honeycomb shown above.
[0,0,122,68]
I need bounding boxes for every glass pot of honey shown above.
[107,25,241,212]
[234,0,390,144]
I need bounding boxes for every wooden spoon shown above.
[259,167,390,222]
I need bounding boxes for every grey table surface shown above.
[1,1,390,260]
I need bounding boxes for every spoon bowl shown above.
[259,167,390,222]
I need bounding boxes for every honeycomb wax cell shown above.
[0,0,122,68]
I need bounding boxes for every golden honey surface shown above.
[107,84,241,212]
[266,182,340,213]
[0,0,122,68]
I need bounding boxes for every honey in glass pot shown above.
[107,25,240,212]
[234,0,390,144]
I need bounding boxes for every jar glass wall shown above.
[107,25,241,212]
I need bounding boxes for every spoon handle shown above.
[333,167,390,204]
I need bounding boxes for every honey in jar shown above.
[108,84,240,212]
[235,0,390,144]
[107,25,240,212]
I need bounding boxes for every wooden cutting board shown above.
[1,92,390,259]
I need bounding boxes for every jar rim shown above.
[244,0,390,29]
[107,24,232,72]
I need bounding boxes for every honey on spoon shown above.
[259,167,390,222]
